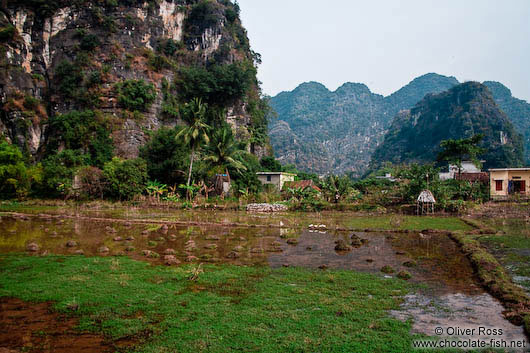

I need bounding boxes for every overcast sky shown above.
[237,0,530,102]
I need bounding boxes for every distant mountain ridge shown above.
[269,73,530,175]
[370,82,524,170]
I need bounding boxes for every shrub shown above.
[230,153,262,195]
[115,79,156,112]
[0,142,40,198]
[175,61,256,107]
[77,166,105,199]
[54,60,84,99]
[46,110,113,168]
[23,95,40,110]
[75,29,101,51]
[157,39,184,57]
[103,157,148,200]
[185,0,222,35]
[139,127,190,186]
[40,149,89,198]
[260,156,282,172]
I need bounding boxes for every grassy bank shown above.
[0,255,418,352]
[478,218,530,288]
[448,231,530,335]
[346,215,473,232]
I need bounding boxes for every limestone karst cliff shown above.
[0,0,270,161]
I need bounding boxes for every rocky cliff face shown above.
[269,73,458,176]
[270,73,529,176]
[0,0,270,161]
[370,82,524,170]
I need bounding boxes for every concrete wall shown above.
[257,174,295,191]
[490,170,530,199]
[279,174,295,190]
[257,174,281,190]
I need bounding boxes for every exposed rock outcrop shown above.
[0,0,270,160]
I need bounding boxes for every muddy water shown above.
[0,211,528,349]
[0,298,136,353]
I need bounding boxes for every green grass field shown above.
[346,216,473,232]
[0,255,420,352]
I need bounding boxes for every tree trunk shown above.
[186,148,195,202]
[187,148,195,187]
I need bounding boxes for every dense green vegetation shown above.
[0,142,41,198]
[484,81,530,164]
[139,127,191,187]
[175,61,257,107]
[115,79,156,112]
[102,157,148,200]
[370,82,524,171]
[0,254,417,352]
[45,110,114,168]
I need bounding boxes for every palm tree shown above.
[176,98,211,188]
[203,125,247,182]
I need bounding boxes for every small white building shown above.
[439,161,483,180]
[256,172,296,191]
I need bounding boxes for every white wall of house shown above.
[439,161,482,180]
[257,173,296,191]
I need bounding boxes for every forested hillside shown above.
[370,82,524,170]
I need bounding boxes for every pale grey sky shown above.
[237,0,530,102]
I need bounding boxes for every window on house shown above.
[495,180,503,191]
[266,175,271,182]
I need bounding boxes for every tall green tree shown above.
[176,98,211,187]
[437,134,485,175]
[203,124,246,180]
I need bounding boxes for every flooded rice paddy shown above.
[0,208,528,348]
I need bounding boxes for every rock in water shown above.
[26,243,39,252]
[334,239,352,251]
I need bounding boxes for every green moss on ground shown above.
[0,254,419,352]
[347,216,472,232]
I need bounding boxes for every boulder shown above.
[334,239,352,251]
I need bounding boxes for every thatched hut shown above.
[417,190,436,215]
